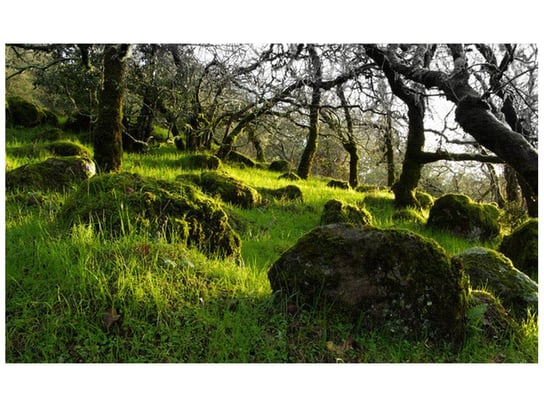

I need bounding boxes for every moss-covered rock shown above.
[393,208,426,224]
[453,247,538,319]
[499,219,538,282]
[58,172,241,258]
[415,191,434,210]
[326,179,350,190]
[6,96,45,127]
[427,194,501,241]
[179,154,222,170]
[268,224,469,344]
[263,185,303,202]
[355,184,381,193]
[269,160,291,173]
[183,171,262,209]
[226,151,257,168]
[467,290,517,341]
[6,156,96,192]
[320,199,372,226]
[278,172,301,181]
[47,140,92,158]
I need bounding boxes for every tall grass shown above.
[4,127,538,363]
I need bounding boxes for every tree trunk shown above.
[297,45,322,180]
[337,85,359,188]
[94,44,130,173]
[248,127,266,162]
[391,102,425,208]
[384,112,396,187]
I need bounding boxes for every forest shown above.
[4,44,539,366]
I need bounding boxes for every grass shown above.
[4,126,538,363]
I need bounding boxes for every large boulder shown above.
[6,156,96,192]
[268,224,469,344]
[320,199,372,226]
[453,247,538,319]
[226,151,257,168]
[58,172,241,258]
[499,219,538,282]
[47,140,92,158]
[427,194,500,241]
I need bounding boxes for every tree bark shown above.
[384,112,396,187]
[297,45,322,180]
[336,85,359,188]
[94,44,130,173]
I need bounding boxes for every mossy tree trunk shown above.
[297,45,322,180]
[336,85,359,188]
[391,101,425,207]
[384,111,396,187]
[248,126,266,162]
[94,44,130,173]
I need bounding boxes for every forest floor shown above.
[4,126,538,363]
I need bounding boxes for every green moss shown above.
[499,219,538,281]
[179,153,222,170]
[193,171,263,209]
[58,172,241,258]
[453,247,538,319]
[6,156,96,192]
[415,191,434,210]
[320,199,372,226]
[47,140,92,158]
[427,193,501,241]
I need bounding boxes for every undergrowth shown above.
[4,126,538,363]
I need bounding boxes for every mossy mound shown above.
[179,154,222,170]
[269,160,291,173]
[47,140,92,158]
[278,172,301,181]
[326,179,350,189]
[453,247,538,319]
[415,191,434,210]
[268,224,469,345]
[226,151,257,168]
[499,219,538,281]
[6,156,96,192]
[6,96,45,127]
[393,208,426,224]
[320,199,372,226]
[427,194,500,241]
[180,171,262,209]
[467,290,517,341]
[355,184,381,193]
[57,172,241,258]
[262,185,303,202]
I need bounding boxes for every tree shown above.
[364,44,538,199]
[93,44,130,173]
